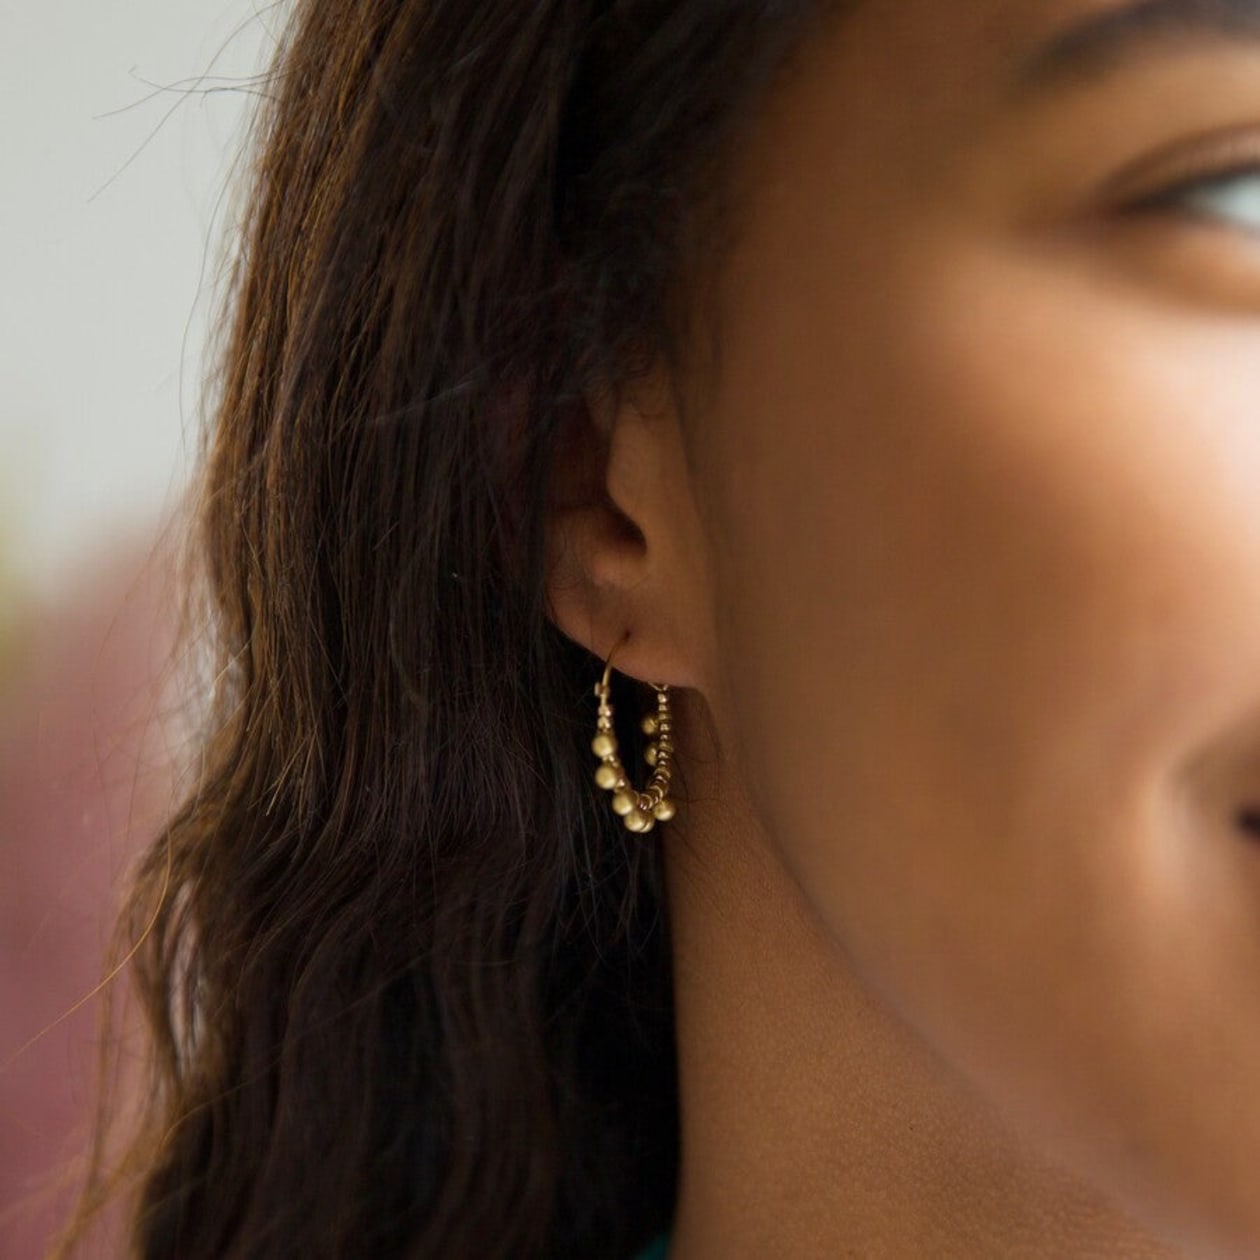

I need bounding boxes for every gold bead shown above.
[593,658,676,834]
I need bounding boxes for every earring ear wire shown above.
[590,637,676,833]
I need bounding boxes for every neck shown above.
[659,731,1184,1260]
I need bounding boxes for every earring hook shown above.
[601,630,633,691]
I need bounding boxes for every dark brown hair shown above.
[58,2,840,1255]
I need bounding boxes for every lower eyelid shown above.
[1090,212,1260,314]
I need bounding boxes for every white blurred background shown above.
[1,4,275,1254]
[1,0,274,599]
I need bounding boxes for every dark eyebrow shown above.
[1012,0,1260,100]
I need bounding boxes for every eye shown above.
[1135,162,1260,235]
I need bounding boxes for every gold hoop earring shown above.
[590,639,677,833]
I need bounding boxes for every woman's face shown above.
[680,0,1260,1251]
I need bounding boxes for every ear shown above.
[543,364,710,691]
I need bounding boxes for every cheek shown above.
[711,238,1260,905]
[703,235,1260,1242]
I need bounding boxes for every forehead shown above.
[756,1,1051,151]
[737,0,1260,183]
[808,0,1260,96]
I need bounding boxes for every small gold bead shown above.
[592,666,676,833]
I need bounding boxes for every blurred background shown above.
[0,3,273,1252]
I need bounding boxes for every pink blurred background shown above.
[2,3,268,1252]
[0,526,183,1256]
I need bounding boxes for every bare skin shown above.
[546,1,1260,1256]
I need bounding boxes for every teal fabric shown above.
[632,1233,670,1260]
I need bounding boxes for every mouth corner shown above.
[1234,806,1260,839]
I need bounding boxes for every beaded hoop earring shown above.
[590,639,677,833]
